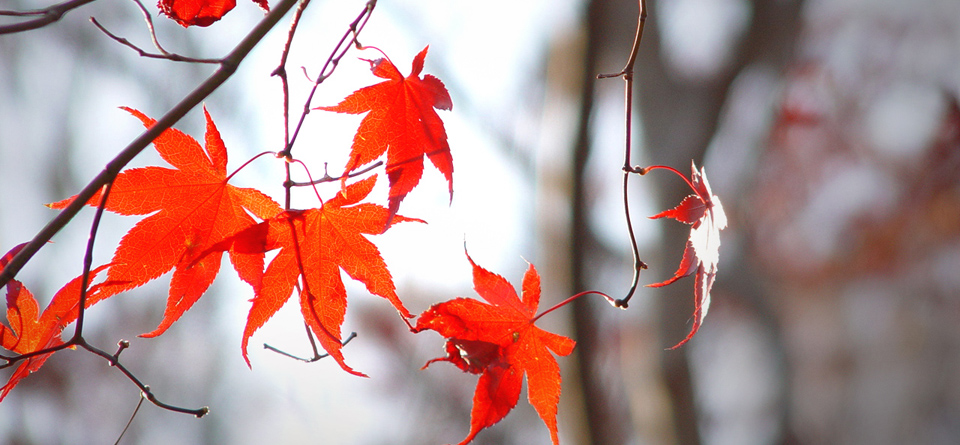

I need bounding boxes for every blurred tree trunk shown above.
[559,0,805,443]
[634,0,804,444]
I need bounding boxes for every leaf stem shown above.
[532,291,616,324]
[633,164,705,202]
[226,151,278,183]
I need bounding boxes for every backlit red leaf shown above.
[215,175,420,375]
[48,107,281,339]
[648,161,727,349]
[317,46,453,218]
[158,0,268,27]
[415,252,574,445]
[0,244,109,400]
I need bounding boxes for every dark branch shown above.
[0,0,96,34]
[82,340,209,417]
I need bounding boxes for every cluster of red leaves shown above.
[646,162,727,349]
[42,106,420,375]
[0,39,727,444]
[414,252,574,445]
[158,0,268,27]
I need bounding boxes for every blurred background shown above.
[2,0,960,443]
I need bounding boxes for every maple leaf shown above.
[317,46,454,219]
[645,161,727,349]
[0,244,109,401]
[158,0,268,27]
[414,252,575,445]
[214,175,420,375]
[48,107,281,339]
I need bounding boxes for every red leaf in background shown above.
[0,244,109,401]
[158,0,268,27]
[414,252,575,445]
[214,175,420,375]
[647,161,727,349]
[317,46,453,218]
[48,107,281,339]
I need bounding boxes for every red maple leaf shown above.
[0,244,109,401]
[645,161,727,349]
[214,175,420,375]
[48,107,281,339]
[158,0,268,27]
[414,252,575,445]
[317,46,453,218]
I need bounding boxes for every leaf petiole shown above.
[630,164,706,203]
[531,290,616,324]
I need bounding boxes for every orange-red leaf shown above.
[414,252,574,445]
[215,175,419,375]
[647,161,727,349]
[317,46,453,218]
[0,244,109,401]
[158,0,268,27]
[47,107,281,339]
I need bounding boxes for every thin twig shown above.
[114,392,145,445]
[89,0,221,64]
[273,0,376,209]
[0,0,96,34]
[597,0,648,308]
[281,0,377,159]
[83,340,209,417]
[72,180,113,342]
[264,331,358,363]
[288,160,383,186]
[274,0,313,208]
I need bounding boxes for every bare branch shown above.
[83,340,209,417]
[275,0,376,208]
[0,0,96,34]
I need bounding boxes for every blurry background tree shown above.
[1,0,959,444]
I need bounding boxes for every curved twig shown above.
[89,0,221,64]
[597,0,648,308]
